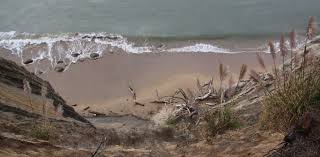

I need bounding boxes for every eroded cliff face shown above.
[0,57,89,123]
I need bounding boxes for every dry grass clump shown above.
[261,67,320,131]
[30,124,57,141]
[261,16,319,132]
[203,105,241,141]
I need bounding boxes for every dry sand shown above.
[34,52,274,117]
[0,45,276,117]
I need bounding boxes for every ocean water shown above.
[1,0,319,37]
[0,0,318,72]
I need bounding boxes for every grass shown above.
[260,16,319,132]
[204,104,241,140]
[261,64,320,132]
[30,124,57,141]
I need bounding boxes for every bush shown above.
[261,63,320,132]
[30,124,56,141]
[204,105,241,140]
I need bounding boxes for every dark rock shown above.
[71,53,80,57]
[90,53,100,59]
[78,58,86,62]
[106,36,119,40]
[82,35,90,39]
[83,106,90,111]
[23,59,33,65]
[57,60,64,64]
[36,70,43,75]
[157,44,165,49]
[96,36,104,40]
[0,57,90,124]
[54,66,65,73]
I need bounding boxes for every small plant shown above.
[203,105,241,140]
[30,124,57,141]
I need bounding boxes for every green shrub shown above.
[204,105,241,139]
[261,63,320,132]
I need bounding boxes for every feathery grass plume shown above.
[249,70,271,96]
[155,89,160,101]
[235,64,247,91]
[227,75,237,97]
[249,70,261,83]
[289,30,297,72]
[41,82,48,126]
[280,33,288,57]
[307,16,318,40]
[228,75,235,88]
[268,42,276,61]
[219,63,228,83]
[23,79,33,111]
[268,41,279,83]
[219,63,228,104]
[196,78,203,95]
[280,33,288,87]
[256,53,266,71]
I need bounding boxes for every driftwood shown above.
[90,137,107,157]
[128,83,137,102]
[134,102,145,106]
[83,106,90,111]
[128,82,145,106]
[195,89,212,101]
[88,110,106,117]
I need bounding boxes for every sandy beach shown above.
[35,51,274,117]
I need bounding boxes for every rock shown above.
[90,53,99,59]
[82,35,90,39]
[57,60,64,64]
[0,57,90,124]
[83,106,90,111]
[23,59,33,65]
[71,53,80,57]
[54,66,65,73]
[157,44,165,49]
[106,36,119,40]
[36,70,43,75]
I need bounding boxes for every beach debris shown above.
[128,82,145,106]
[88,110,106,117]
[71,53,80,57]
[57,60,64,64]
[23,59,33,65]
[54,66,65,73]
[106,35,119,40]
[90,53,100,59]
[83,106,90,111]
[134,102,145,106]
[36,70,43,75]
[90,137,108,157]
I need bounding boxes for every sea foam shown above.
[0,32,234,73]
